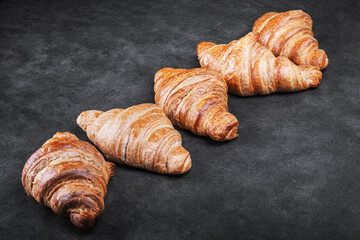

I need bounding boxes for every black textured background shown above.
[1,0,360,239]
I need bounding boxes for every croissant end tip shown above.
[197,42,215,57]
[76,110,103,132]
[175,154,192,174]
[167,146,192,174]
[42,132,79,147]
[324,57,329,70]
[310,49,328,70]
[52,132,77,140]
[154,67,174,83]
[70,211,97,230]
[299,65,323,87]
[206,113,239,141]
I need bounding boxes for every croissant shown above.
[197,32,322,96]
[252,10,328,70]
[77,103,191,174]
[22,132,115,230]
[154,68,239,141]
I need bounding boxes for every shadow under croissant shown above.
[113,163,191,179]
[173,125,236,148]
[32,203,98,233]
[227,86,322,98]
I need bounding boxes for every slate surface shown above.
[1,0,359,239]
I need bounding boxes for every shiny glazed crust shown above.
[21,132,115,230]
[154,68,239,141]
[252,10,328,70]
[197,32,322,96]
[77,103,191,174]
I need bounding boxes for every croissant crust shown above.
[154,68,239,141]
[252,10,328,70]
[22,132,115,230]
[77,103,191,174]
[197,32,322,96]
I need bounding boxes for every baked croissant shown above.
[154,68,239,141]
[22,132,115,230]
[252,10,328,70]
[197,32,322,96]
[77,103,191,174]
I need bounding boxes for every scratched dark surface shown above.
[1,0,359,239]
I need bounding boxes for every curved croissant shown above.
[77,103,191,174]
[22,132,115,230]
[253,10,328,70]
[154,68,239,141]
[197,32,322,96]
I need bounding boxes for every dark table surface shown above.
[1,0,359,239]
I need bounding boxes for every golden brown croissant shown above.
[22,132,115,230]
[197,32,322,96]
[252,10,328,70]
[77,103,191,174]
[154,68,239,141]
